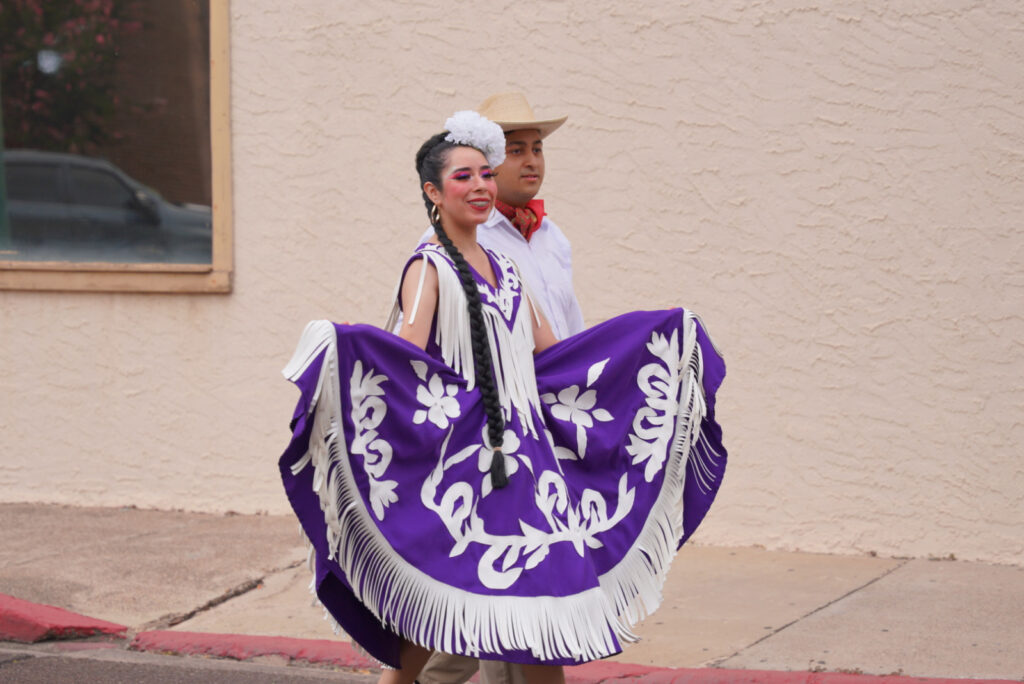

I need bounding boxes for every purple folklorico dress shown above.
[279,243,726,667]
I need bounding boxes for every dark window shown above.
[69,168,134,209]
[5,163,62,203]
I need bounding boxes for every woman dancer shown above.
[278,112,727,684]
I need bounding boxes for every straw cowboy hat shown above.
[477,92,567,139]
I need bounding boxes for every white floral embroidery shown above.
[408,261,695,593]
[541,359,613,459]
[543,428,575,465]
[478,250,520,321]
[478,428,521,498]
[349,361,398,520]
[419,244,521,324]
[481,285,515,321]
[420,421,637,590]
[549,385,597,424]
[414,374,461,429]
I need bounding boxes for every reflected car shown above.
[2,150,211,263]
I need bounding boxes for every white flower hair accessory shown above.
[444,110,506,168]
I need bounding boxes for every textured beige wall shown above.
[1,1,1022,564]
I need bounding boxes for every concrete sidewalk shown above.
[0,503,1020,681]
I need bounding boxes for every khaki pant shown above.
[417,652,528,684]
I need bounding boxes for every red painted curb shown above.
[127,631,1019,684]
[0,593,128,643]
[0,594,1014,684]
[130,630,379,669]
[131,630,674,677]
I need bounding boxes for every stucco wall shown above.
[1,1,1021,565]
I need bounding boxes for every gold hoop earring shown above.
[430,204,441,226]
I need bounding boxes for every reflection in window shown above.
[70,168,134,208]
[6,163,62,204]
[0,0,211,264]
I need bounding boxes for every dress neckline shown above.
[421,242,501,291]
[469,247,501,290]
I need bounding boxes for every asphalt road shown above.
[0,643,378,684]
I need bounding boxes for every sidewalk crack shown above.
[706,558,911,667]
[136,559,303,632]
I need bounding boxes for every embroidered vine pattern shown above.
[345,255,691,590]
[625,329,682,483]
[351,329,689,589]
[348,360,399,520]
[419,354,647,591]
[478,250,520,322]
[420,426,637,590]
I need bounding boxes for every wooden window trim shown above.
[0,0,233,294]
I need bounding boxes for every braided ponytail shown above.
[416,134,508,489]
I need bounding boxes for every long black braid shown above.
[415,132,508,489]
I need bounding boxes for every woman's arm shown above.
[531,301,558,354]
[396,258,439,351]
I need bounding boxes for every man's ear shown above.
[424,182,441,207]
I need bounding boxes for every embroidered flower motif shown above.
[548,385,598,426]
[478,428,521,498]
[413,373,461,429]
[541,368,613,460]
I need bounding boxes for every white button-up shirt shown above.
[414,209,584,339]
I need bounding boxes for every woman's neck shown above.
[441,221,479,255]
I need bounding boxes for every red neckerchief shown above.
[495,199,545,241]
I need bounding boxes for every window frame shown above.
[0,0,233,294]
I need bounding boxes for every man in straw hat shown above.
[419,91,583,339]
[415,93,583,684]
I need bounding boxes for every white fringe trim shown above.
[283,309,722,662]
[386,247,543,437]
[284,320,618,661]
[599,311,725,628]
